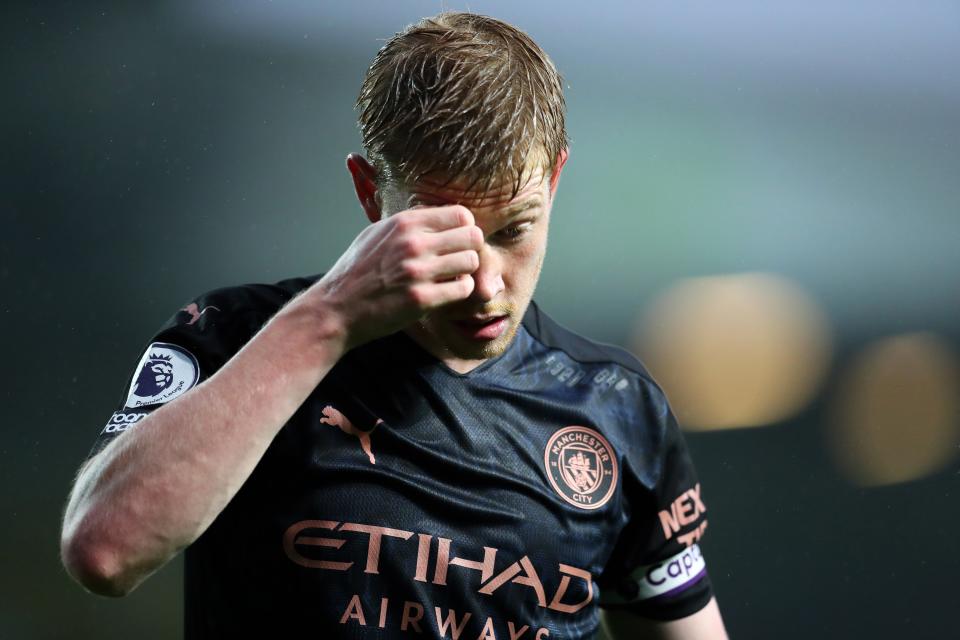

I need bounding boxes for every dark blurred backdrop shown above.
[3,2,958,638]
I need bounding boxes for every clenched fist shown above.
[291,204,484,351]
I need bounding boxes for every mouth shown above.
[451,314,510,341]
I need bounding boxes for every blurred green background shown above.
[3,1,958,638]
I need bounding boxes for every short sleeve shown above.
[598,381,714,621]
[83,290,249,463]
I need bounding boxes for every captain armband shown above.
[600,544,707,605]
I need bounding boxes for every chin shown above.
[438,316,521,361]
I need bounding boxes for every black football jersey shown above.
[86,274,714,639]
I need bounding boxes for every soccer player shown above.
[61,11,727,639]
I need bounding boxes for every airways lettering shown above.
[338,595,552,639]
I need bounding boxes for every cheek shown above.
[503,241,546,289]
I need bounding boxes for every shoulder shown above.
[184,272,324,321]
[521,301,676,471]
[522,300,665,396]
[150,272,325,354]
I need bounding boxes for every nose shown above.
[471,243,505,303]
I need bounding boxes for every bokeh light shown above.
[633,272,833,431]
[829,333,960,487]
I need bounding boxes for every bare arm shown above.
[60,303,349,596]
[601,598,728,640]
[60,205,482,597]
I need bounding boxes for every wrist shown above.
[267,296,351,371]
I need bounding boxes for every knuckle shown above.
[407,285,429,307]
[453,205,474,226]
[469,225,484,247]
[400,259,423,280]
[401,235,424,256]
[393,215,414,233]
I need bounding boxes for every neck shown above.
[401,326,489,374]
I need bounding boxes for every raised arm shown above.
[60,296,349,596]
[60,205,482,596]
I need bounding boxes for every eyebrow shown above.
[501,199,544,217]
[407,196,543,217]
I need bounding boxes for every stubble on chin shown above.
[413,312,522,362]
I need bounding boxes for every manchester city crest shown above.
[544,426,618,510]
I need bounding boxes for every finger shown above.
[424,224,484,256]
[422,249,479,280]
[410,276,475,309]
[402,204,475,231]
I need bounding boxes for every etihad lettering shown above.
[284,519,593,615]
[547,564,593,613]
[338,594,551,639]
[282,520,352,570]
[478,556,547,606]
[340,522,414,573]
[434,538,497,585]
[657,483,706,542]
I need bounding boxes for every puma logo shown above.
[181,302,220,326]
[320,405,382,465]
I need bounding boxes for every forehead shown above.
[401,165,548,208]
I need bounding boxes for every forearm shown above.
[62,205,484,597]
[601,598,728,640]
[61,301,347,596]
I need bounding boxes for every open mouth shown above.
[452,315,510,341]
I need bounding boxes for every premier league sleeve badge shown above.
[123,342,200,409]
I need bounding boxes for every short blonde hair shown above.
[356,11,569,200]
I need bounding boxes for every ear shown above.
[346,153,383,223]
[548,147,569,198]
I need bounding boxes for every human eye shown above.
[494,220,534,243]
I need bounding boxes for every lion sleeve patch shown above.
[123,342,200,409]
